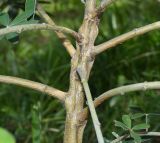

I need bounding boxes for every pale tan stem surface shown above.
[94,21,160,55]
[0,23,79,40]
[64,0,99,142]
[79,81,160,121]
[100,0,118,10]
[0,75,66,101]
[111,132,160,143]
[37,5,76,56]
[77,69,104,143]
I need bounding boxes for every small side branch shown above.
[93,21,160,55]
[96,0,118,15]
[79,81,160,121]
[0,75,66,101]
[94,81,160,107]
[77,69,104,143]
[111,132,160,143]
[37,5,76,57]
[0,24,80,40]
[141,132,160,136]
[111,135,128,143]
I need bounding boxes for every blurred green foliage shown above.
[0,0,160,142]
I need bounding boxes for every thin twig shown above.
[77,68,104,143]
[111,132,160,143]
[93,21,160,55]
[0,23,80,40]
[111,134,128,143]
[79,81,160,121]
[95,0,118,16]
[0,75,66,101]
[141,132,160,136]
[37,4,76,57]
[101,0,118,9]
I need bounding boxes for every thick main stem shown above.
[64,53,85,143]
[64,2,100,142]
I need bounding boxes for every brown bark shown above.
[37,5,76,57]
[64,1,100,142]
[1,1,160,143]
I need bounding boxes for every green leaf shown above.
[130,131,141,143]
[114,120,128,130]
[18,19,39,25]
[132,123,150,130]
[122,115,132,128]
[6,33,19,40]
[26,19,39,24]
[9,12,31,26]
[130,113,145,120]
[25,0,37,17]
[0,127,16,143]
[0,13,10,26]
[6,33,19,44]
[10,0,37,26]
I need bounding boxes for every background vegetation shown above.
[0,0,160,142]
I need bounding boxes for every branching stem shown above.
[77,69,104,143]
[111,132,160,143]
[0,75,66,101]
[0,23,80,40]
[79,81,160,121]
[97,0,118,13]
[37,5,76,56]
[93,21,160,55]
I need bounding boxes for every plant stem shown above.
[0,23,79,40]
[111,135,128,143]
[79,81,160,121]
[94,21,160,55]
[37,4,76,56]
[111,132,160,143]
[77,69,104,143]
[0,75,66,101]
